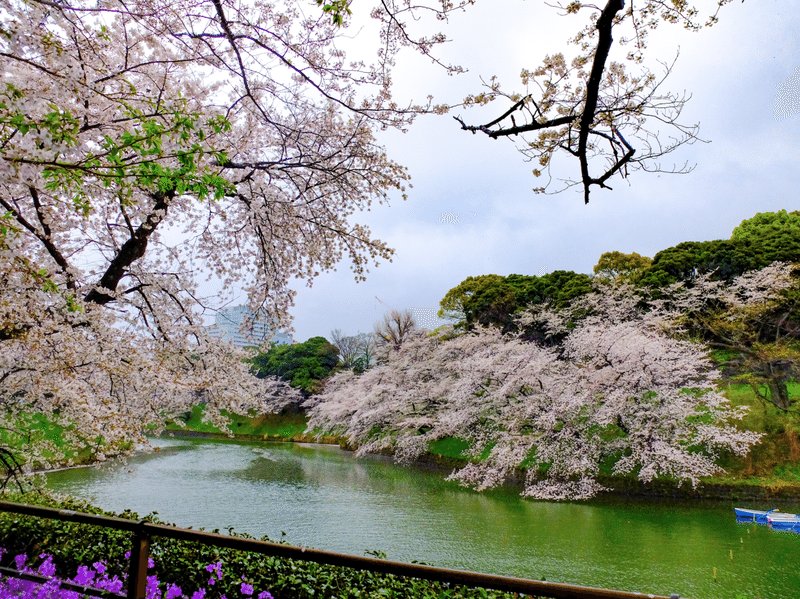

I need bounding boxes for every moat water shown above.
[45,436,800,599]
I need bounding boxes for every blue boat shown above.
[734,507,779,523]
[767,514,800,532]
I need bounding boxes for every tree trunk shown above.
[768,379,792,411]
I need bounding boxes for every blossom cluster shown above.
[0,548,274,599]
[1,0,446,471]
[308,270,779,500]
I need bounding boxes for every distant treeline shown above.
[438,209,800,332]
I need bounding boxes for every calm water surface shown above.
[45,437,800,599]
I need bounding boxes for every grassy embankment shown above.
[710,383,800,488]
[167,384,800,499]
[0,414,131,471]
[164,405,317,441]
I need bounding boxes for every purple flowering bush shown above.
[0,548,274,599]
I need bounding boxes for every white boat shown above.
[765,512,800,520]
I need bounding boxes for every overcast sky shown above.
[271,0,800,342]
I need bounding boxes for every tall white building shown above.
[207,305,292,348]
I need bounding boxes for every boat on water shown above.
[767,514,800,532]
[734,507,779,523]
[735,507,800,531]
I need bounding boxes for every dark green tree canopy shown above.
[439,271,592,331]
[638,240,743,287]
[639,211,800,288]
[508,271,593,309]
[249,337,339,396]
[437,275,504,323]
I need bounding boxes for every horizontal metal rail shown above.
[0,500,683,599]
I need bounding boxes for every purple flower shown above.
[13,554,27,571]
[98,575,125,594]
[206,560,223,585]
[73,565,96,586]
[0,547,277,599]
[146,574,160,599]
[205,561,222,574]
[40,578,62,598]
[37,554,56,578]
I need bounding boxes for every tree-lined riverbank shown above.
[164,401,800,502]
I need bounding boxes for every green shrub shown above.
[0,492,537,599]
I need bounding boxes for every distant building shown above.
[207,305,292,348]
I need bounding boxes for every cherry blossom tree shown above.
[0,0,456,471]
[656,262,800,412]
[1,213,304,471]
[454,0,736,203]
[309,280,761,500]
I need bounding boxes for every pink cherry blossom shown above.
[0,0,459,470]
[309,271,774,500]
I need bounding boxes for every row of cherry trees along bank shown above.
[306,263,800,501]
[435,211,800,416]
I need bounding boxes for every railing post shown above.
[127,521,151,599]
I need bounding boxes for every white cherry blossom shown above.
[309,276,769,500]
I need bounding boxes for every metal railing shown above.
[0,500,683,599]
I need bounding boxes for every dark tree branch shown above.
[592,127,635,189]
[454,113,576,139]
[457,0,654,204]
[0,447,28,492]
[0,191,77,290]
[84,190,174,305]
[577,0,626,203]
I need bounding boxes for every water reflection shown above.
[44,437,800,599]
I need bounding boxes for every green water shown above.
[45,437,800,599]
